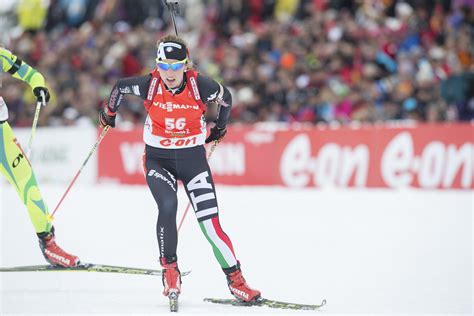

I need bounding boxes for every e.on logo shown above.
[280,134,369,188]
[381,132,473,189]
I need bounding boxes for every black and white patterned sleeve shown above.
[197,74,232,129]
[106,75,152,113]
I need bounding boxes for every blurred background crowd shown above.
[0,0,472,128]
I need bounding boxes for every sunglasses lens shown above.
[157,63,171,71]
[171,63,184,71]
[157,61,185,71]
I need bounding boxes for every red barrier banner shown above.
[98,129,145,184]
[98,123,473,189]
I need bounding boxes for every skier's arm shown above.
[0,47,50,102]
[197,74,232,129]
[99,75,151,128]
[197,74,232,144]
[105,75,151,113]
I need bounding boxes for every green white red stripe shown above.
[199,216,237,268]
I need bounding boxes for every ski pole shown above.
[48,125,110,221]
[177,141,218,232]
[26,90,45,158]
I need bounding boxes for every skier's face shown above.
[157,58,187,89]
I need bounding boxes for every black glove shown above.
[33,86,50,104]
[99,107,116,128]
[205,125,227,144]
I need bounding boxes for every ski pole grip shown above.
[165,0,181,14]
[40,89,46,106]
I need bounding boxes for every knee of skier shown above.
[158,198,178,218]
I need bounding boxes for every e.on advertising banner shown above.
[98,123,473,190]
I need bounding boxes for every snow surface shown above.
[0,183,472,315]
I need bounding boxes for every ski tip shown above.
[321,299,327,306]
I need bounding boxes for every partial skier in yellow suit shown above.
[1,47,79,267]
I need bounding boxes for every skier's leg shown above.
[0,121,51,233]
[0,121,79,267]
[143,147,181,296]
[179,146,261,302]
[180,146,238,269]
[144,153,179,260]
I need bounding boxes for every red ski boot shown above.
[160,258,182,296]
[226,266,261,302]
[38,229,79,267]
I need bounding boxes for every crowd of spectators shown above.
[1,0,473,128]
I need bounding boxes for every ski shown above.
[204,297,326,311]
[168,291,179,312]
[0,263,191,277]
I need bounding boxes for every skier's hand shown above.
[99,105,116,128]
[33,87,50,104]
[205,125,227,144]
